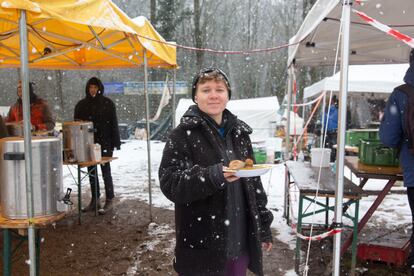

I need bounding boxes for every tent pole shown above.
[283,66,293,220]
[143,49,153,222]
[332,1,351,276]
[172,68,177,128]
[19,10,37,276]
[285,66,293,160]
[320,94,327,148]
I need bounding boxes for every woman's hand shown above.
[262,242,273,252]
[223,167,240,182]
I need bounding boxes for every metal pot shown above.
[62,121,94,163]
[0,137,63,219]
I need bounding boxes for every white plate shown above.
[224,164,272,178]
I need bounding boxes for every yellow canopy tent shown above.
[0,2,176,274]
[0,0,177,69]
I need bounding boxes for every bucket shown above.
[311,148,331,167]
[90,143,102,162]
[62,121,94,163]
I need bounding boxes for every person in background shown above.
[0,115,8,138]
[379,48,414,275]
[74,77,121,215]
[159,67,273,276]
[323,95,338,161]
[6,81,55,131]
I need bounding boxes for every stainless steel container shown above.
[62,121,94,163]
[0,137,63,219]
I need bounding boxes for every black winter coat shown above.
[159,106,273,276]
[74,93,121,151]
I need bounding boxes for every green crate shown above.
[253,148,267,164]
[358,139,399,167]
[345,129,379,147]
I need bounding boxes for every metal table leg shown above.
[350,199,360,276]
[284,167,289,220]
[3,229,11,276]
[78,165,82,225]
[295,193,304,273]
[341,179,396,255]
[34,229,40,275]
[94,165,98,216]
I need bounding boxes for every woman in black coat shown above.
[74,77,121,214]
[159,68,273,276]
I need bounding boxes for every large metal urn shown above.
[62,121,94,163]
[0,137,63,219]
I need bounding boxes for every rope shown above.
[300,4,345,274]
[135,33,302,54]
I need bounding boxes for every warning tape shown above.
[353,9,414,48]
[287,184,342,241]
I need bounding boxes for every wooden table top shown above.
[344,156,403,180]
[63,156,118,168]
[0,211,67,229]
[286,161,363,199]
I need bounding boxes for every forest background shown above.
[0,0,325,127]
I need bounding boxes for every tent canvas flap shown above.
[288,0,414,67]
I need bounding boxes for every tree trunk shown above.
[150,0,157,24]
[193,0,203,68]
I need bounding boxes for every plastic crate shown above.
[357,242,409,266]
[358,139,399,167]
[345,129,379,147]
[253,149,267,164]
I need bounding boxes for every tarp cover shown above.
[288,0,414,67]
[304,63,408,99]
[175,97,280,140]
[0,0,177,69]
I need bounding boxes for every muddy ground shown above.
[0,198,411,275]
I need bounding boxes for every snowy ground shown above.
[62,139,412,275]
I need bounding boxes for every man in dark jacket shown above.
[380,48,414,272]
[74,77,121,214]
[323,95,339,162]
[159,68,273,275]
[0,115,8,138]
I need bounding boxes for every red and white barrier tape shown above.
[291,224,342,241]
[287,184,342,241]
[353,9,414,48]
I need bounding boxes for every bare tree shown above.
[193,0,203,68]
[150,0,157,23]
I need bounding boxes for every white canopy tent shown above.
[288,0,414,67]
[304,64,408,99]
[175,96,281,140]
[287,1,414,275]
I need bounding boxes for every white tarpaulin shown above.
[288,0,414,67]
[304,63,408,99]
[175,97,280,140]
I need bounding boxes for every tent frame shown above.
[15,9,177,276]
